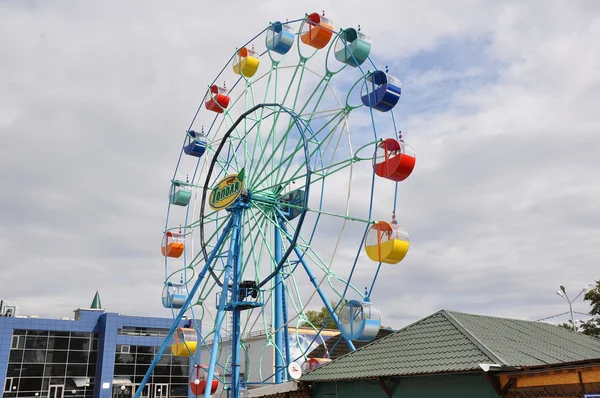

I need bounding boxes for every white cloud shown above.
[1,1,599,340]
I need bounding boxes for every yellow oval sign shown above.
[209,173,244,210]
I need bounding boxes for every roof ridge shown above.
[441,309,509,366]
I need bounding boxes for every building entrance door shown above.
[153,383,168,398]
[134,383,150,397]
[48,385,64,398]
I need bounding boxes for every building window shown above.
[118,326,170,337]
[4,377,13,392]
[114,344,189,398]
[6,331,98,398]
[11,335,24,349]
[121,345,131,354]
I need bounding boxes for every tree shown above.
[305,303,339,329]
[581,280,600,338]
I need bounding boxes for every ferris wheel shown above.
[139,11,416,398]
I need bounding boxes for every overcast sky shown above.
[1,1,599,331]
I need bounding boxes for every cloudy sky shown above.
[1,0,599,331]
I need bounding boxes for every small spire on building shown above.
[90,288,102,310]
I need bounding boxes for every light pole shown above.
[556,284,593,331]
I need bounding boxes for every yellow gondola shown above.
[233,47,260,78]
[365,219,409,264]
[171,328,197,356]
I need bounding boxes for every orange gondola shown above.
[374,138,416,182]
[161,231,185,258]
[300,12,334,49]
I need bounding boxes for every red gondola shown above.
[205,84,230,114]
[190,364,219,396]
[374,138,416,182]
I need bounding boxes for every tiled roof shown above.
[300,309,600,382]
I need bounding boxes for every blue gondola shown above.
[361,70,401,112]
[266,22,295,55]
[184,129,207,158]
[334,28,371,67]
[162,281,187,309]
[339,300,381,342]
[280,190,306,220]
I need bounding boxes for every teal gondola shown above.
[334,28,371,67]
[169,180,192,207]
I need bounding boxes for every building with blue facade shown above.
[0,292,191,398]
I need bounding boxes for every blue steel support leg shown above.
[205,208,243,398]
[230,208,243,398]
[282,229,356,352]
[274,221,284,383]
[279,219,291,379]
[134,217,234,398]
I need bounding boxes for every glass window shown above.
[114,364,135,376]
[170,384,189,397]
[49,331,69,337]
[88,351,98,365]
[68,350,89,364]
[66,364,88,376]
[69,338,90,351]
[9,349,23,363]
[6,364,21,377]
[4,377,13,392]
[47,337,70,350]
[70,332,92,338]
[27,330,49,337]
[91,339,98,350]
[46,350,68,363]
[20,364,45,377]
[23,349,46,363]
[11,335,24,349]
[46,363,67,377]
[154,365,170,376]
[136,346,154,355]
[25,336,48,349]
[13,329,26,335]
[115,352,134,364]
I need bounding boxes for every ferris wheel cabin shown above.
[171,328,197,356]
[266,22,295,55]
[205,85,230,113]
[339,300,381,342]
[280,190,306,220]
[233,47,260,78]
[169,180,192,207]
[361,70,402,112]
[190,365,219,396]
[334,28,371,67]
[301,13,334,49]
[161,231,185,258]
[374,138,416,182]
[183,130,207,158]
[365,220,409,264]
[162,281,187,309]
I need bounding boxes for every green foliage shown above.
[305,303,339,329]
[582,280,600,338]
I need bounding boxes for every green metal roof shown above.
[90,290,102,309]
[301,309,600,382]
